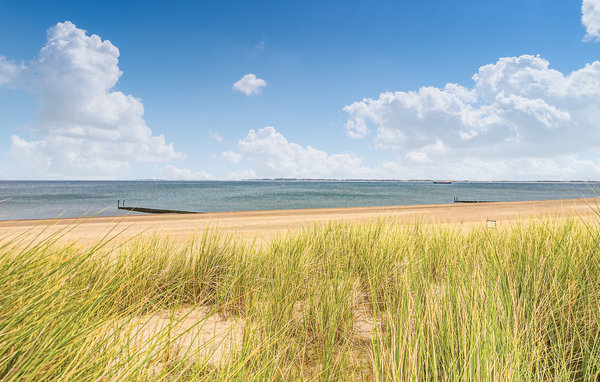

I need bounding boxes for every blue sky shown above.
[1,1,600,180]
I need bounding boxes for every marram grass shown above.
[1,218,600,380]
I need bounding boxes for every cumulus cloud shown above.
[159,165,214,180]
[3,21,182,179]
[236,126,373,178]
[344,54,600,180]
[8,135,52,174]
[233,73,267,95]
[583,0,600,40]
[0,56,22,86]
[220,151,242,164]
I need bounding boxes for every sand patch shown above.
[103,306,244,377]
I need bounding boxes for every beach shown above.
[4,197,600,379]
[1,197,598,244]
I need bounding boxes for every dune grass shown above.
[1,217,600,380]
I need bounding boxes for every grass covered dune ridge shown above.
[1,217,600,380]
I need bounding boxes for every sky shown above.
[0,0,600,180]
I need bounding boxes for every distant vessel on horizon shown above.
[433,180,453,184]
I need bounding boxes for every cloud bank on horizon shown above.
[341,55,600,180]
[1,1,600,180]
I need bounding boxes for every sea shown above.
[0,180,598,221]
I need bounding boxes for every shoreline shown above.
[1,196,598,223]
[0,197,599,244]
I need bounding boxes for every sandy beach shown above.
[0,197,598,245]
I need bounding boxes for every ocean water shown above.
[0,180,597,220]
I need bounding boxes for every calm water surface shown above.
[0,180,597,220]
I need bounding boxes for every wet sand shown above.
[0,198,598,245]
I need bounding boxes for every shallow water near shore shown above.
[0,180,598,220]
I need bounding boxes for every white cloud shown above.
[365,157,600,181]
[208,130,223,142]
[159,165,214,180]
[2,21,182,179]
[220,151,242,164]
[583,0,600,40]
[236,126,373,178]
[343,54,600,180]
[8,135,53,176]
[227,168,257,180]
[233,73,267,95]
[0,56,22,86]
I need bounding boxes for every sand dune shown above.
[0,198,598,245]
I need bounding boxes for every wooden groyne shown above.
[454,197,494,204]
[117,200,200,214]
